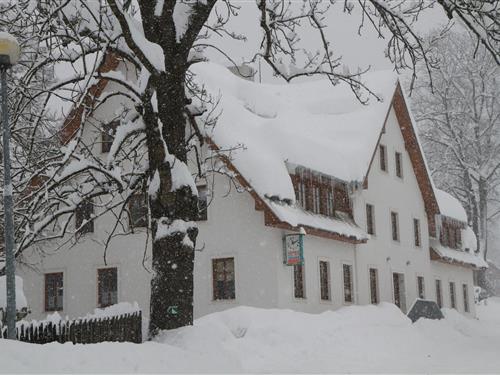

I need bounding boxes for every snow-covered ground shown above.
[2,299,500,373]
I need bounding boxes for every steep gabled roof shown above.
[56,60,438,243]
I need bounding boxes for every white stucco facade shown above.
[16,65,480,323]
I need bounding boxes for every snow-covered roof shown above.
[193,63,398,203]
[268,201,368,241]
[435,189,467,223]
[430,238,487,269]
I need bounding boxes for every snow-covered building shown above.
[17,59,486,322]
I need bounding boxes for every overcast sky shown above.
[204,1,453,83]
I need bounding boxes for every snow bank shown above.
[0,275,28,310]
[435,189,467,222]
[192,63,398,203]
[2,301,500,373]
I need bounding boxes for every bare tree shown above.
[411,31,500,268]
[3,0,499,336]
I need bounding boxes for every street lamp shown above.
[0,32,20,340]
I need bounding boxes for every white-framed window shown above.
[212,257,236,300]
[449,281,457,309]
[366,204,375,235]
[379,144,387,172]
[413,218,421,247]
[319,260,331,301]
[391,211,400,242]
[293,263,306,299]
[417,275,425,299]
[342,263,354,303]
[393,272,407,313]
[395,151,403,178]
[462,284,470,312]
[369,268,379,304]
[435,279,443,308]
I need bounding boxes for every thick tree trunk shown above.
[146,69,199,336]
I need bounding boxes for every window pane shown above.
[436,279,442,308]
[366,204,375,235]
[417,276,425,299]
[414,219,421,247]
[76,199,94,234]
[45,273,63,311]
[449,282,456,309]
[212,258,235,300]
[98,268,118,308]
[393,273,406,312]
[395,152,403,178]
[463,284,469,312]
[343,264,353,303]
[369,268,379,304]
[319,261,330,301]
[391,212,399,241]
[379,145,387,171]
[294,264,305,299]
[129,193,148,228]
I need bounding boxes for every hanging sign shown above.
[283,233,304,266]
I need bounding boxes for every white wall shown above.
[17,69,475,321]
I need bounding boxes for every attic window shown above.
[395,152,403,178]
[379,145,387,172]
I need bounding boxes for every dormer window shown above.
[312,185,320,214]
[291,168,351,217]
[439,219,462,249]
[326,189,334,216]
[298,180,307,209]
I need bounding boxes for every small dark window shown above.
[435,279,443,308]
[462,284,469,312]
[379,145,387,172]
[212,258,235,300]
[369,268,379,304]
[129,193,148,228]
[449,282,456,309]
[101,121,118,153]
[393,272,407,313]
[343,264,353,303]
[45,273,63,312]
[395,152,403,178]
[294,263,306,299]
[417,276,425,299]
[196,185,208,221]
[98,268,118,308]
[76,199,94,234]
[414,218,421,247]
[319,261,330,301]
[366,204,375,235]
[391,211,399,241]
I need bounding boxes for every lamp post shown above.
[0,32,20,340]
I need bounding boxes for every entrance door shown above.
[393,272,407,313]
